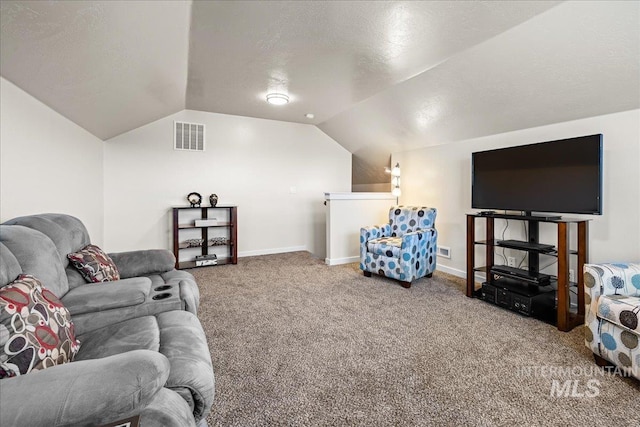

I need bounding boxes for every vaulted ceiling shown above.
[1,1,638,185]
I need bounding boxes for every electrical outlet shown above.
[569,269,576,283]
[507,257,516,267]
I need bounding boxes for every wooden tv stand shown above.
[466,213,589,332]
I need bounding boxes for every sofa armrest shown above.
[361,224,391,242]
[584,263,640,356]
[109,249,176,279]
[0,350,169,427]
[584,263,640,301]
[360,224,391,265]
[61,277,151,316]
[584,263,640,323]
[401,228,437,251]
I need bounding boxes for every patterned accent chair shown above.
[584,263,640,380]
[360,206,437,288]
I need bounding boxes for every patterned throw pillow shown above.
[0,274,81,378]
[67,244,120,283]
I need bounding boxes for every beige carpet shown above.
[193,252,639,427]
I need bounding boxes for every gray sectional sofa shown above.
[0,214,215,426]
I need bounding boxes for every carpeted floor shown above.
[193,252,639,427]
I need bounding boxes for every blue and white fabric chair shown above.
[584,262,640,379]
[360,206,437,288]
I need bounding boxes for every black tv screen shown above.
[471,134,603,215]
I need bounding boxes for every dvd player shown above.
[496,239,555,253]
[491,265,551,285]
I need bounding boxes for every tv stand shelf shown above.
[478,213,562,221]
[466,213,589,332]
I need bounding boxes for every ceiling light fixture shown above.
[266,93,289,105]
[305,113,315,119]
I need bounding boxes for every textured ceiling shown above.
[1,1,638,185]
[322,0,640,183]
[0,1,190,140]
[186,1,561,125]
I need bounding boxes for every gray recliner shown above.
[1,213,200,334]
[0,214,215,426]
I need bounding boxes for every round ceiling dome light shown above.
[266,93,289,105]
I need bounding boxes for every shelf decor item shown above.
[209,194,218,207]
[208,237,229,246]
[187,192,202,207]
[194,219,222,227]
[181,238,204,249]
[195,254,218,267]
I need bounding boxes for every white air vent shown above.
[174,121,205,151]
[437,246,451,259]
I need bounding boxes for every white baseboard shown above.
[437,264,486,282]
[325,256,359,266]
[238,246,308,258]
[435,264,466,279]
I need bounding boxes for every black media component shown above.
[490,265,551,286]
[481,279,557,323]
[496,239,556,253]
[471,134,603,215]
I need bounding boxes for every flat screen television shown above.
[471,134,603,215]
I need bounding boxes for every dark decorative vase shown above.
[209,194,218,207]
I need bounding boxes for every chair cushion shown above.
[367,237,402,258]
[68,244,120,283]
[389,206,436,237]
[0,274,80,378]
[0,225,71,297]
[0,242,22,288]
[74,311,214,423]
[157,310,215,422]
[597,294,640,334]
[2,214,91,271]
[74,315,160,360]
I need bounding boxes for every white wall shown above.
[103,110,351,257]
[0,78,105,245]
[325,192,396,265]
[393,109,640,277]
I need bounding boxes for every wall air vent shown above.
[437,246,451,259]
[174,121,205,151]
